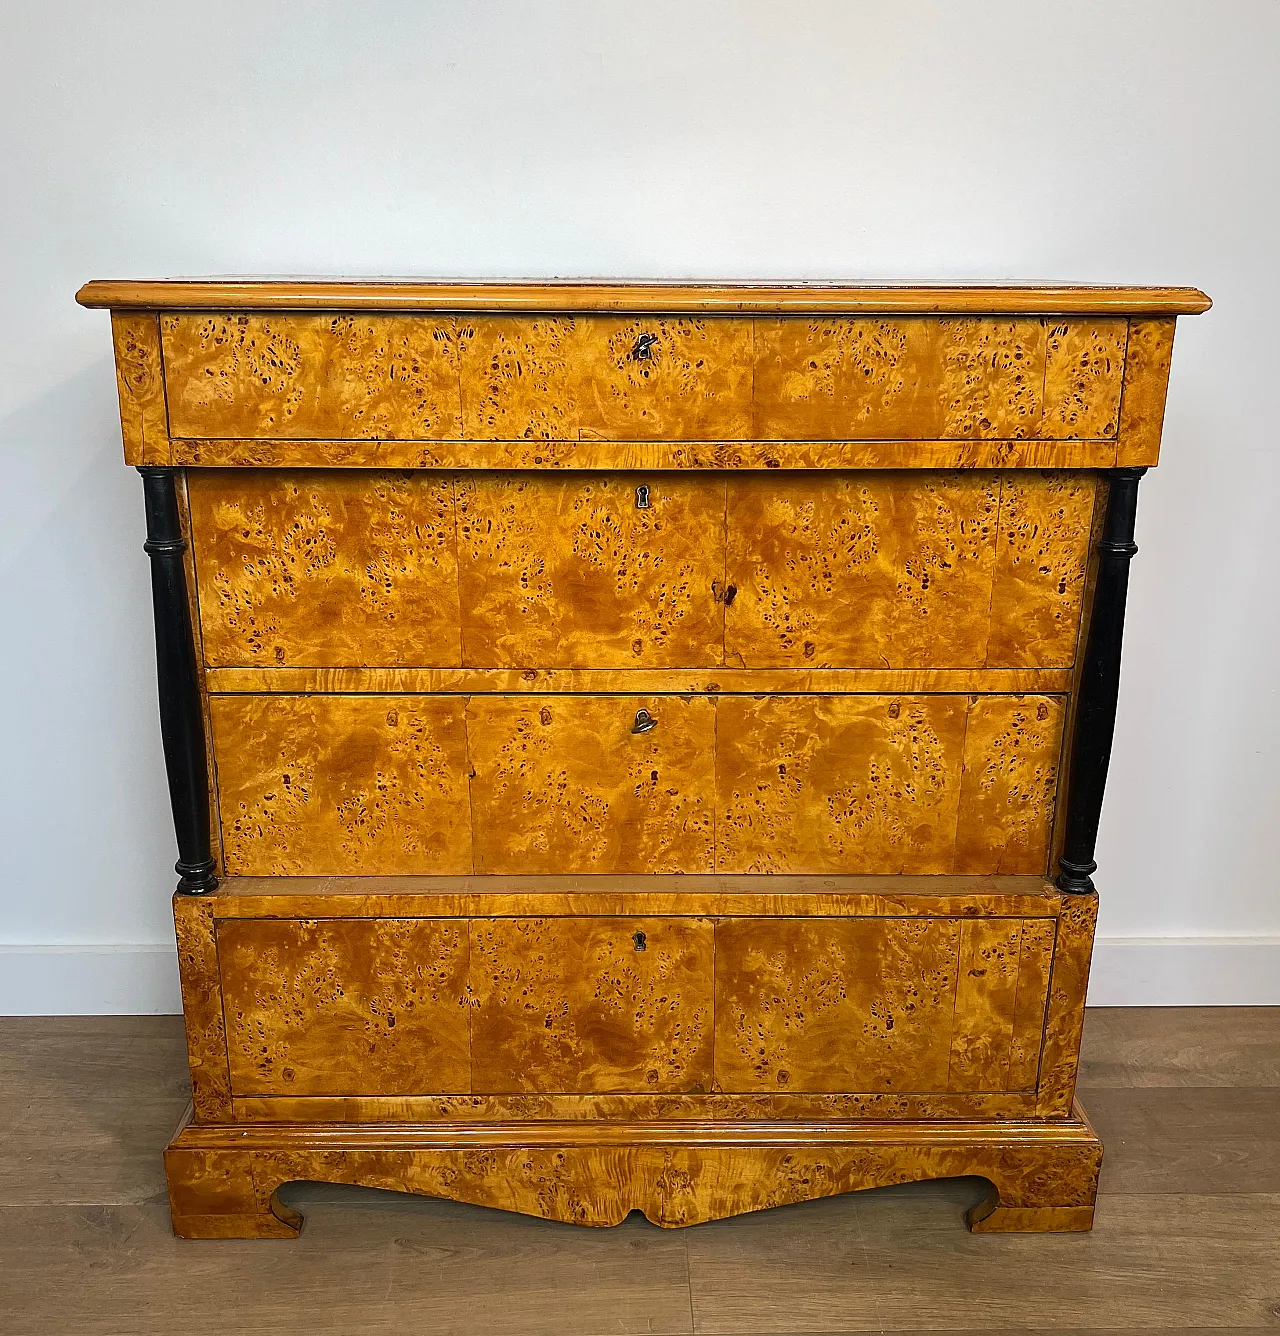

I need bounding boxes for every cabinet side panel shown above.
[217,917,472,1096]
[469,917,714,1093]
[210,694,474,875]
[1116,318,1176,467]
[111,312,170,465]
[173,895,232,1121]
[1036,894,1098,1116]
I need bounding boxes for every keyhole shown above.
[632,332,658,361]
[635,484,651,510]
[632,931,647,952]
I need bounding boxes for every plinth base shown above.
[164,1100,1102,1238]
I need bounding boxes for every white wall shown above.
[1,0,1277,1012]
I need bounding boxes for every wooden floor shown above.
[1,1010,1277,1335]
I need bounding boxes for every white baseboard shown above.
[0,944,182,1015]
[1088,936,1280,1006]
[0,938,1276,1015]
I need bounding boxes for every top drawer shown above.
[160,313,1126,443]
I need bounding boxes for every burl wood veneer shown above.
[78,278,1208,1238]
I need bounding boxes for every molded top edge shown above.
[76,278,1212,315]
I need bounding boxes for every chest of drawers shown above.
[78,278,1209,1237]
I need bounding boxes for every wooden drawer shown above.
[162,312,1124,443]
[218,917,472,1097]
[725,471,1096,669]
[211,910,1049,1099]
[210,691,1061,877]
[715,694,1064,876]
[713,916,1054,1093]
[754,317,1126,440]
[469,917,714,1093]
[190,469,1094,672]
[163,313,754,441]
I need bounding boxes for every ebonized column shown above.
[1056,467,1146,895]
[139,467,218,895]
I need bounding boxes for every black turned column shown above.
[1056,467,1147,895]
[139,467,218,895]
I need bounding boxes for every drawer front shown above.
[754,317,1126,440]
[164,313,754,441]
[713,916,1054,1093]
[211,694,474,876]
[162,313,1123,443]
[209,691,1058,877]
[466,694,717,874]
[210,911,1051,1099]
[218,917,472,1097]
[469,917,715,1093]
[456,473,725,667]
[715,694,1064,876]
[189,470,463,668]
[190,470,1093,673]
[725,471,1096,669]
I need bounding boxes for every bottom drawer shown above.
[216,912,1054,1100]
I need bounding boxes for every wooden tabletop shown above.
[75,278,1212,314]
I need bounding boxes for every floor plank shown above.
[1079,1007,1280,1088]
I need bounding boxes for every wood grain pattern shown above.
[1009,917,1056,1088]
[210,694,473,875]
[715,694,1061,875]
[1037,891,1099,1117]
[172,434,1128,470]
[110,312,168,466]
[218,917,471,1096]
[206,665,1075,695]
[466,694,716,874]
[210,873,1060,921]
[163,1107,1103,1236]
[954,694,1065,875]
[469,918,714,1094]
[172,896,232,1121]
[753,318,1121,440]
[713,917,961,1093]
[456,473,725,667]
[162,313,463,439]
[726,472,1093,670]
[459,315,754,440]
[947,919,1028,1091]
[1041,320,1127,438]
[78,277,1213,313]
[984,472,1097,666]
[233,1089,1042,1123]
[189,469,462,667]
[1116,317,1177,466]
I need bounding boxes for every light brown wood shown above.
[466,694,717,874]
[76,277,1213,314]
[205,664,1075,694]
[173,434,1131,470]
[189,469,463,667]
[109,312,168,466]
[81,277,1206,1241]
[163,1104,1103,1235]
[1116,317,1177,466]
[456,472,726,666]
[218,917,472,1096]
[210,693,474,875]
[469,917,714,1094]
